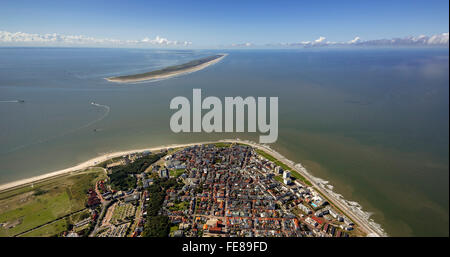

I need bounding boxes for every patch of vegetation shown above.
[168,201,189,211]
[169,168,185,178]
[19,218,69,237]
[142,177,182,237]
[274,175,283,183]
[214,143,231,148]
[33,188,48,196]
[0,169,105,237]
[169,224,179,236]
[108,153,165,191]
[143,215,170,237]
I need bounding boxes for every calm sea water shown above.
[0,47,448,236]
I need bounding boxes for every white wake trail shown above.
[0,100,20,103]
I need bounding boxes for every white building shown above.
[298,203,312,214]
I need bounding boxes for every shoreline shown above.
[0,141,211,193]
[105,54,227,83]
[0,138,386,237]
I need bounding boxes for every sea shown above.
[0,47,448,236]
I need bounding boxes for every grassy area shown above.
[0,168,106,237]
[68,209,91,224]
[214,143,231,148]
[274,175,283,183]
[170,225,179,234]
[168,201,189,212]
[19,218,69,237]
[255,149,312,186]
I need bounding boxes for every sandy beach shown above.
[105,54,227,83]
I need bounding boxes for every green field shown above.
[169,169,185,178]
[169,225,179,236]
[214,143,232,148]
[19,218,69,237]
[0,167,106,237]
[168,201,189,212]
[274,175,283,183]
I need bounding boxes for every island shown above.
[0,139,386,237]
[105,54,227,83]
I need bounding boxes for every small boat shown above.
[18,99,25,103]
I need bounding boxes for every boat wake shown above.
[87,102,110,129]
[0,99,25,103]
[1,102,110,155]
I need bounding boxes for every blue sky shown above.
[0,0,448,47]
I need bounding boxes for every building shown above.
[283,177,292,185]
[143,178,154,189]
[124,193,140,203]
[159,168,169,178]
[298,203,312,214]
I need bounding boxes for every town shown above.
[64,143,363,237]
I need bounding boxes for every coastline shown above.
[0,141,208,193]
[105,54,227,83]
[0,139,387,237]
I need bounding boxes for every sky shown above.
[0,0,449,48]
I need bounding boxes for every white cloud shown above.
[349,33,449,47]
[427,33,449,45]
[230,42,254,47]
[314,36,326,44]
[348,36,361,44]
[0,30,192,47]
[277,33,449,48]
[283,36,332,47]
